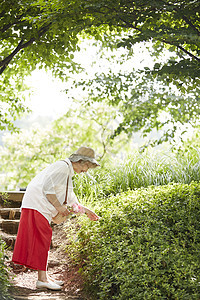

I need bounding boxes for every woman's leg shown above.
[38,270,48,282]
[36,270,62,290]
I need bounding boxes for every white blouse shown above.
[21,158,79,223]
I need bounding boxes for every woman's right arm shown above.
[46,194,72,216]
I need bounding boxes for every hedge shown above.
[66,182,200,299]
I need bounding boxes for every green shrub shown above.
[66,182,200,299]
[0,238,13,300]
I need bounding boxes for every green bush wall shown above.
[67,182,200,299]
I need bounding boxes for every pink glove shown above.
[71,203,85,214]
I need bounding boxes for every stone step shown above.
[0,219,20,234]
[0,208,21,220]
[0,191,24,208]
[0,231,16,249]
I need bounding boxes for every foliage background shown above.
[1,0,200,142]
[0,0,200,298]
[0,238,13,300]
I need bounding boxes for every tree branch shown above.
[0,7,33,34]
[0,20,25,35]
[177,45,200,61]
[161,39,200,62]
[0,39,24,74]
[113,10,200,62]
[161,0,200,36]
[0,22,51,75]
[180,14,200,37]
[0,10,6,18]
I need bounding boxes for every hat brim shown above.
[69,154,100,167]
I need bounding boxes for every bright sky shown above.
[24,40,158,120]
[25,70,70,119]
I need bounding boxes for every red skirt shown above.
[12,208,52,271]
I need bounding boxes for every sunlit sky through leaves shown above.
[24,40,160,120]
[21,40,193,144]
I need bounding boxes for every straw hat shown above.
[69,146,100,167]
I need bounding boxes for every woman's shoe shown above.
[54,280,64,286]
[36,280,62,290]
[47,276,64,286]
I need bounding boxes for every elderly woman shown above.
[12,146,100,290]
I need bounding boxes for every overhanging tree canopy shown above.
[0,0,199,136]
[74,64,200,147]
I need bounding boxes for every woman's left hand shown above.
[84,207,100,221]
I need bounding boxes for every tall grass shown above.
[73,147,200,202]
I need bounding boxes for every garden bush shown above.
[66,182,200,299]
[0,238,13,300]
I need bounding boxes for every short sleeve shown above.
[43,161,69,196]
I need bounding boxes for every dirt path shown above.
[6,223,90,300]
